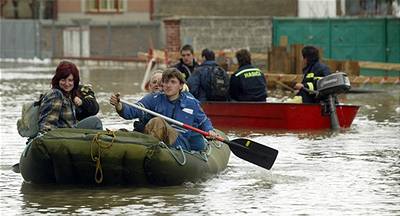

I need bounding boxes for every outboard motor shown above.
[317,72,351,96]
[316,72,351,130]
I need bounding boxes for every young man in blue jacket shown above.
[110,68,218,151]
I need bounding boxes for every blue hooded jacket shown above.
[187,60,218,102]
[118,91,213,151]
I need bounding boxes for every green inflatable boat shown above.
[19,128,231,186]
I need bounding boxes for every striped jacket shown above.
[38,88,77,132]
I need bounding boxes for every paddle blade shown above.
[227,138,278,170]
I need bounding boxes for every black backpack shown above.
[206,66,230,101]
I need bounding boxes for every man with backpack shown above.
[187,48,230,102]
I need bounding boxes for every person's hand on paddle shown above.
[206,130,220,140]
[294,83,304,90]
[110,93,122,111]
[293,83,304,94]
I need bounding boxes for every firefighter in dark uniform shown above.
[294,46,331,103]
[229,49,267,101]
[74,84,100,121]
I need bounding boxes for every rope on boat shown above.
[211,138,223,148]
[197,135,225,161]
[197,136,224,161]
[90,130,116,184]
[197,137,213,162]
[158,134,227,164]
[199,144,210,162]
[160,142,187,166]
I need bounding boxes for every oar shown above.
[141,58,157,91]
[275,80,296,92]
[120,99,278,170]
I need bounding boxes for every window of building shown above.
[346,0,395,16]
[86,0,126,13]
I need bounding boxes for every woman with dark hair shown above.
[293,46,331,103]
[38,61,102,133]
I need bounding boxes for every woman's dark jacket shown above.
[229,64,267,101]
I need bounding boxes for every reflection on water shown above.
[1,62,399,215]
[20,183,204,215]
[345,85,400,123]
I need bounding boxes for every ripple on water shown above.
[1,64,400,215]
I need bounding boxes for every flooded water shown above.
[1,61,399,215]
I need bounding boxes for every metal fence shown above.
[1,19,162,59]
[272,17,400,76]
[0,20,40,58]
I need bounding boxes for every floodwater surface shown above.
[0,61,399,215]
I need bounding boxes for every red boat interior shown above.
[202,102,360,131]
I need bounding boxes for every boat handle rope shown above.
[199,149,209,162]
[211,138,223,148]
[198,143,212,162]
[199,137,226,161]
[194,137,224,162]
[91,130,116,184]
[196,138,225,162]
[160,142,187,166]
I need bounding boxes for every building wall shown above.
[298,0,337,17]
[154,0,297,19]
[127,0,150,12]
[41,23,64,58]
[89,22,160,57]
[57,0,151,23]
[58,1,81,13]
[165,17,273,53]
[57,13,150,23]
